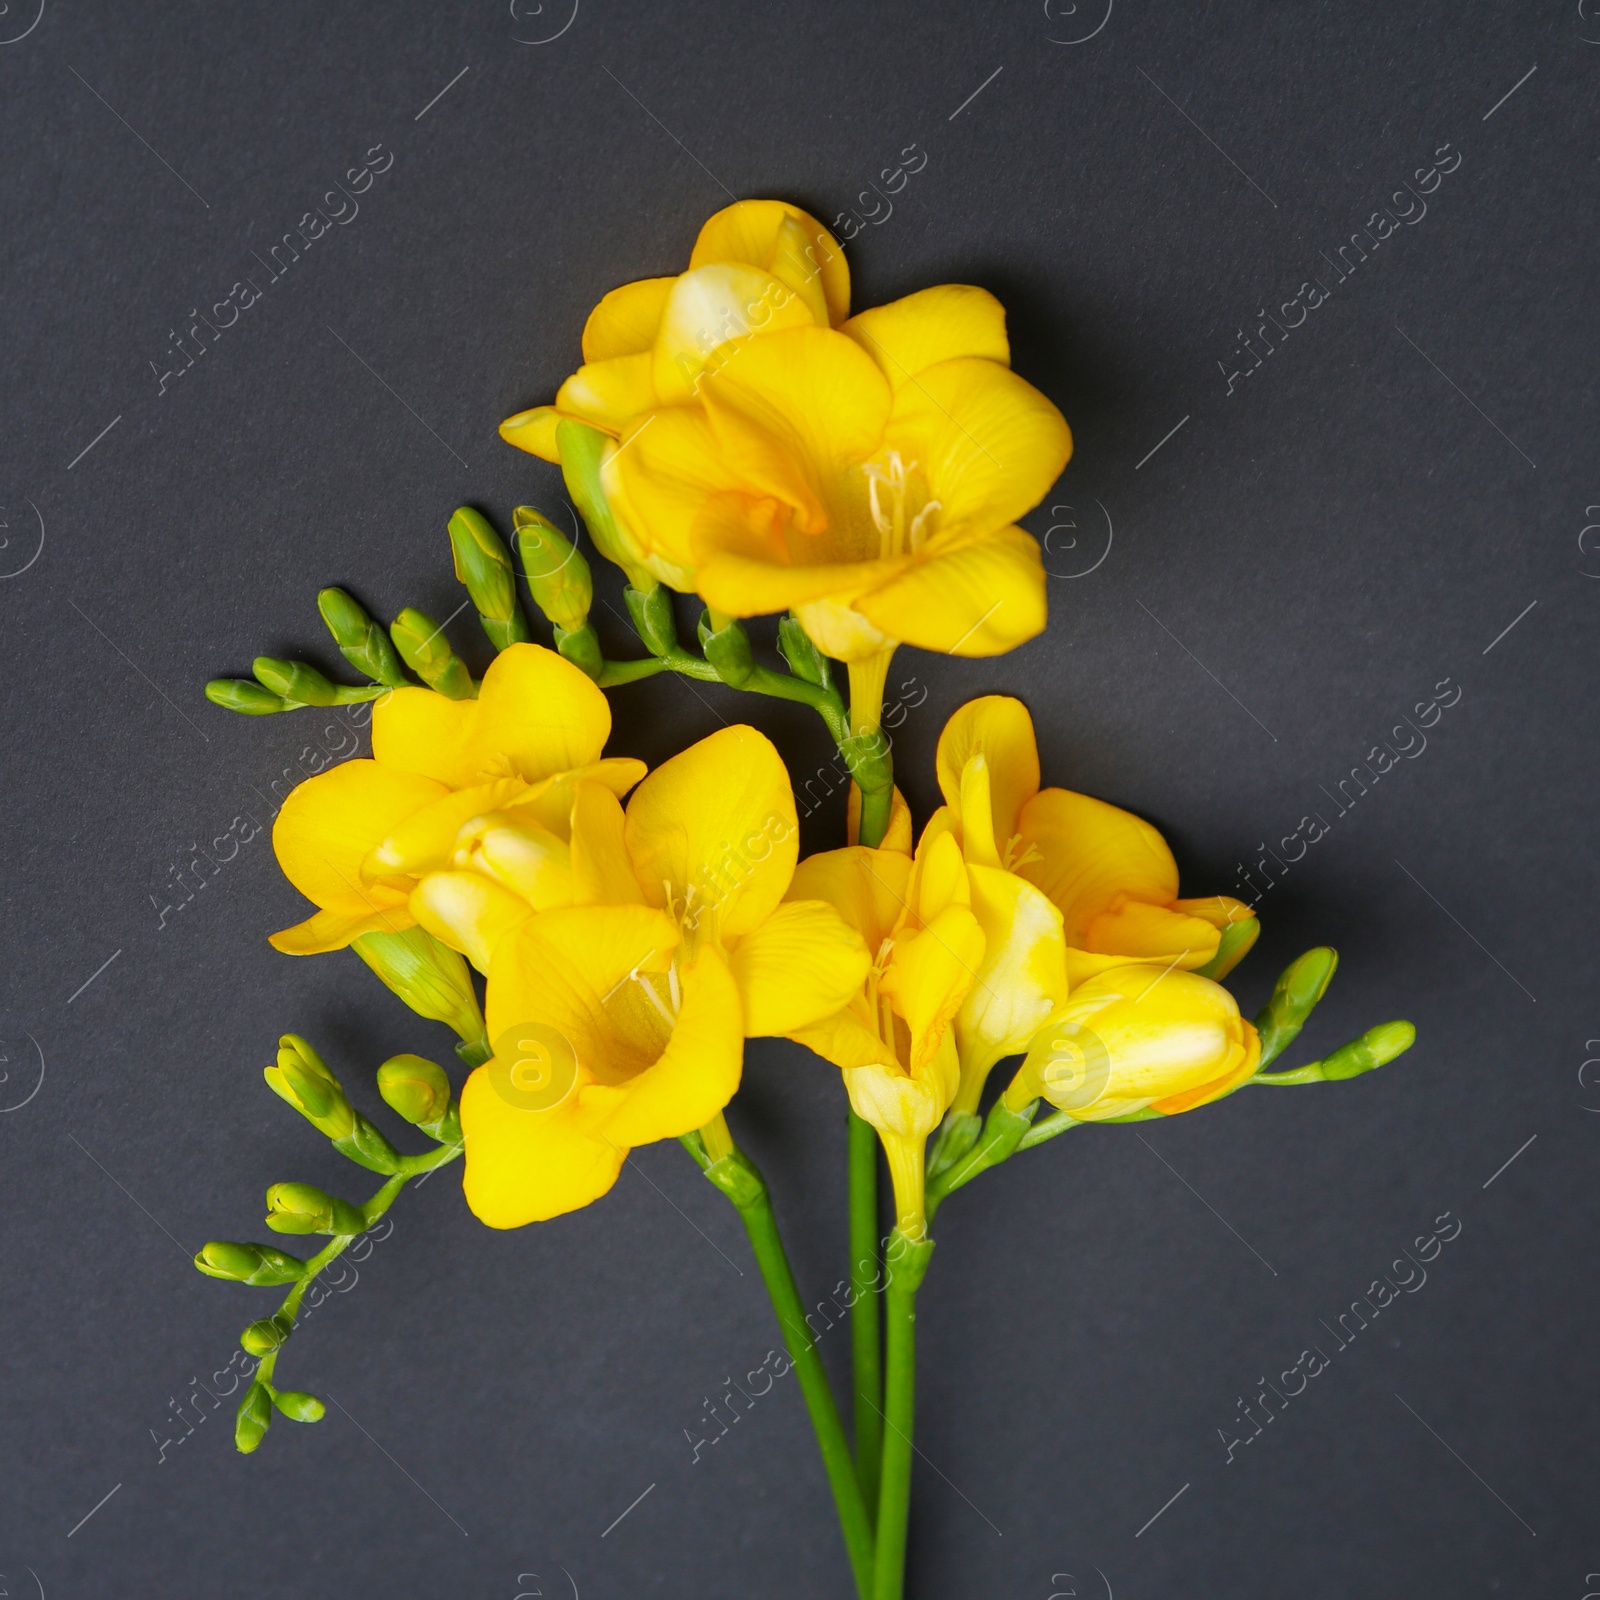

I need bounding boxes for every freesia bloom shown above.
[934,696,1256,983]
[499,199,850,464]
[786,828,986,1235]
[269,645,644,955]
[456,726,870,1227]
[606,289,1072,666]
[1006,964,1261,1122]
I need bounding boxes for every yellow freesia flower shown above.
[934,696,1256,983]
[499,199,850,464]
[605,287,1072,669]
[1006,964,1261,1122]
[268,644,645,955]
[786,828,986,1236]
[456,726,870,1227]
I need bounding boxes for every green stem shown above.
[848,1109,883,1512]
[694,1146,876,1600]
[874,1231,933,1600]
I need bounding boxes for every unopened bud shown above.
[390,608,475,700]
[252,656,341,707]
[1320,1020,1416,1080]
[625,583,678,656]
[272,1390,326,1424]
[377,1053,452,1128]
[777,613,831,687]
[1255,947,1338,1067]
[205,679,287,715]
[264,1182,366,1237]
[351,927,486,1057]
[555,418,655,591]
[450,506,532,649]
[515,508,593,633]
[194,1241,307,1286]
[240,1314,293,1357]
[235,1382,273,1454]
[318,586,409,687]
[264,1034,355,1140]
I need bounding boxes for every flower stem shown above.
[848,1108,883,1511]
[692,1141,876,1600]
[874,1230,934,1600]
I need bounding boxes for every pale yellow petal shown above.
[452,813,573,912]
[362,777,529,879]
[728,900,871,1035]
[652,263,815,404]
[624,725,797,940]
[690,199,849,325]
[409,871,535,973]
[499,406,564,462]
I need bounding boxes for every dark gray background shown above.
[0,2,1593,1595]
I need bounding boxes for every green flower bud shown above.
[777,613,831,688]
[625,583,678,656]
[390,608,476,700]
[318,587,410,687]
[264,1182,367,1237]
[1194,916,1261,982]
[264,1035,356,1140]
[1320,1019,1417,1081]
[701,614,755,688]
[554,621,604,681]
[240,1314,293,1356]
[235,1382,273,1454]
[351,927,486,1053]
[1254,947,1339,1067]
[451,506,532,650]
[556,418,656,592]
[515,508,594,633]
[330,1113,403,1176]
[272,1390,326,1424]
[205,679,288,715]
[252,656,341,707]
[377,1053,452,1127]
[194,1240,308,1286]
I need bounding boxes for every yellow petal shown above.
[273,759,448,913]
[652,263,816,405]
[554,352,657,435]
[590,946,744,1146]
[501,758,648,842]
[582,275,676,363]
[701,327,892,537]
[766,215,832,327]
[499,406,563,462]
[1150,1020,1261,1114]
[1016,787,1180,945]
[605,405,734,570]
[936,696,1040,849]
[452,813,574,911]
[957,754,1001,867]
[570,780,646,906]
[789,1000,893,1071]
[885,903,985,1070]
[842,285,1010,386]
[854,525,1046,656]
[269,903,412,955]
[910,829,970,926]
[1082,899,1222,969]
[883,358,1070,540]
[789,845,913,954]
[690,199,849,325]
[697,550,909,623]
[624,725,797,940]
[362,776,530,879]
[1173,895,1258,932]
[843,1048,952,1142]
[460,1067,624,1227]
[409,871,534,973]
[728,901,871,1035]
[956,863,1069,1074]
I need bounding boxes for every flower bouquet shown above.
[197,200,1414,1598]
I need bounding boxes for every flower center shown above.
[863,451,940,560]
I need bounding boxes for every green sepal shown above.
[252,656,341,707]
[240,1314,293,1357]
[193,1241,307,1286]
[700,1149,767,1211]
[925,1109,981,1183]
[1016,1107,1082,1151]
[390,607,476,700]
[883,1228,935,1293]
[455,1034,491,1069]
[1193,916,1261,981]
[624,583,679,656]
[1098,1106,1168,1122]
[272,1390,327,1424]
[330,1112,403,1175]
[264,1182,366,1237]
[352,927,485,1045]
[205,679,289,715]
[839,725,893,802]
[927,1097,1034,1213]
[377,1053,452,1127]
[554,621,604,680]
[777,613,831,688]
[318,587,409,687]
[1254,947,1338,1067]
[515,507,593,633]
[701,614,756,687]
[235,1382,273,1454]
[264,1036,356,1140]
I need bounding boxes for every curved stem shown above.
[848,1109,883,1512]
[693,1143,876,1600]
